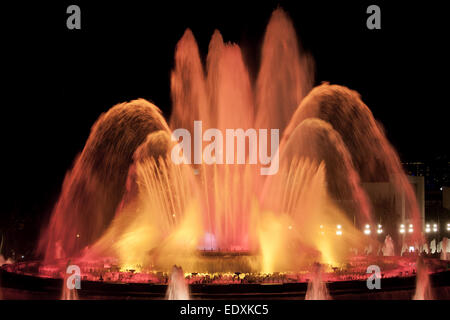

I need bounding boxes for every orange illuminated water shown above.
[38,8,423,274]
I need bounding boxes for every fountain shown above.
[61,283,79,300]
[441,237,449,261]
[0,7,436,300]
[430,239,437,254]
[305,263,331,300]
[382,235,395,256]
[166,265,190,300]
[413,257,433,300]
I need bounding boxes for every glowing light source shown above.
[447,223,450,231]
[288,225,292,230]
[76,234,80,238]
[408,224,413,233]
[409,246,414,253]
[336,230,342,236]
[433,224,438,232]
[377,224,383,234]
[364,224,371,235]
[399,224,405,234]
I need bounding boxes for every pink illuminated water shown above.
[37,8,423,282]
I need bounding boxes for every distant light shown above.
[425,228,431,233]
[433,224,437,228]
[409,246,415,253]
[365,224,370,229]
[319,225,324,229]
[399,228,405,234]
[337,224,342,230]
[426,224,430,228]
[441,187,443,191]
[408,228,413,233]
[76,234,80,238]
[376,224,383,234]
[336,230,342,236]
[400,224,405,228]
[172,214,176,218]
[364,229,371,235]
[288,225,292,230]
[409,224,413,228]
[21,255,24,259]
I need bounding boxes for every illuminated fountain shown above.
[166,265,190,300]
[61,283,78,300]
[382,235,395,257]
[413,257,433,300]
[305,263,331,300]
[0,8,435,299]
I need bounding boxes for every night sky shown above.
[1,1,448,256]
